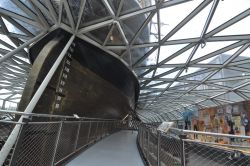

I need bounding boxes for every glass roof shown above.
[0,0,249,122]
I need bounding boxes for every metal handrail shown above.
[0,109,119,121]
[138,124,250,166]
[184,139,250,149]
[171,128,250,139]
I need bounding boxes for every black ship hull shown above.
[18,29,139,119]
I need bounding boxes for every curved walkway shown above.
[66,130,144,166]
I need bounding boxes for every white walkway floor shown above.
[66,130,145,166]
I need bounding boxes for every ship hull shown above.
[18,29,139,119]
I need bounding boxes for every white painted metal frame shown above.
[0,0,249,122]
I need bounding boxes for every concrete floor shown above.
[66,130,145,166]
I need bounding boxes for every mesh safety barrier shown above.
[138,124,250,166]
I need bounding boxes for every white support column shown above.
[0,35,75,165]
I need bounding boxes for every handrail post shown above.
[74,121,81,150]
[87,122,92,143]
[147,129,149,159]
[101,122,104,138]
[51,121,63,165]
[157,131,161,166]
[180,134,187,166]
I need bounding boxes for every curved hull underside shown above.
[18,29,139,119]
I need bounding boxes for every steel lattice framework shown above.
[0,0,249,122]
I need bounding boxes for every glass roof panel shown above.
[207,0,250,32]
[158,0,203,37]
[215,16,250,36]
[80,0,112,27]
[191,41,236,62]
[134,13,157,44]
[120,12,149,43]
[141,48,158,65]
[0,0,249,121]
[106,24,126,45]
[61,4,70,26]
[164,46,193,64]
[85,25,111,44]
[2,18,25,35]
[0,0,31,18]
[120,0,155,15]
[14,19,41,35]
[169,2,213,40]
[20,0,33,10]
[67,0,81,24]
[51,0,60,15]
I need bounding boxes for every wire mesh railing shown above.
[0,111,125,166]
[138,124,250,166]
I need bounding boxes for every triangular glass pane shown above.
[34,1,54,26]
[207,0,250,32]
[80,0,111,28]
[144,70,154,78]
[106,24,125,45]
[232,48,250,62]
[2,18,25,35]
[110,49,125,56]
[212,81,233,88]
[61,4,70,26]
[39,0,55,23]
[14,18,41,35]
[197,47,241,64]
[85,25,110,44]
[0,94,11,99]
[67,0,81,25]
[38,0,48,8]
[180,67,201,77]
[241,92,250,99]
[191,41,235,62]
[150,14,158,36]
[141,48,158,65]
[210,68,242,80]
[215,16,250,36]
[147,81,163,86]
[239,83,250,91]
[159,44,188,62]
[20,0,33,10]
[130,47,151,65]
[121,52,131,65]
[120,12,150,43]
[161,70,180,79]
[169,2,213,40]
[182,71,213,81]
[159,0,203,37]
[165,46,194,64]
[51,0,60,15]
[120,0,155,15]
[107,0,121,14]
[0,0,31,18]
[197,56,220,65]
[155,68,174,76]
[0,34,16,50]
[227,79,246,88]
[134,13,157,44]
[151,83,169,89]
[215,92,244,103]
[145,81,165,89]
[221,47,243,62]
[199,100,217,107]
[169,82,179,88]
[195,91,223,98]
